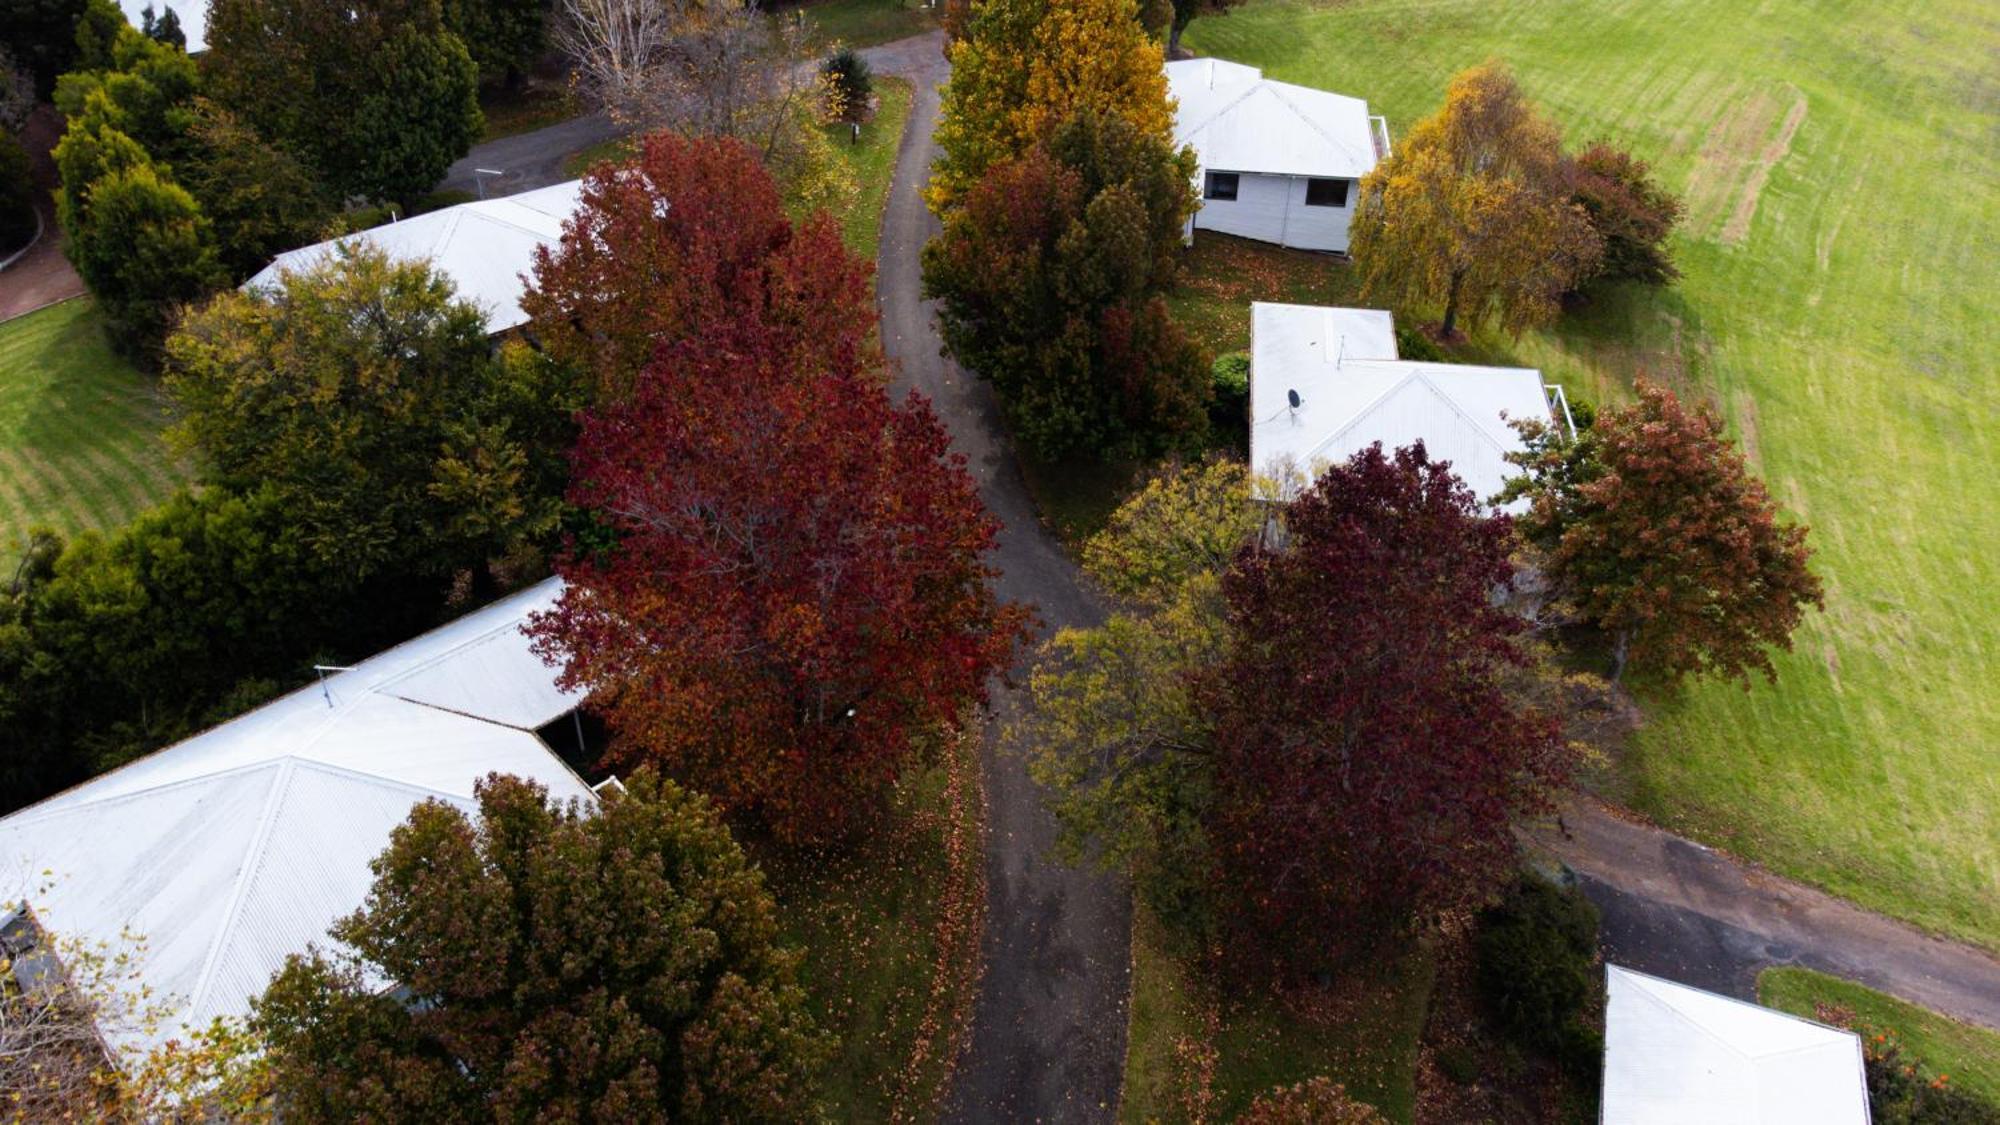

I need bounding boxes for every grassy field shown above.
[0,299,183,552]
[793,0,938,49]
[1761,967,2000,1104]
[1121,909,1435,1123]
[1185,0,2000,949]
[757,728,985,1120]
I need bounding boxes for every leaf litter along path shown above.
[863,30,1132,1124]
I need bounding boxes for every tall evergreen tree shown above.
[205,0,482,201]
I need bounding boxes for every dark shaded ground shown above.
[1532,797,2000,1029]
[865,31,1132,1124]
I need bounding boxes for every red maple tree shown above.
[1205,444,1570,967]
[521,130,874,399]
[533,256,1028,842]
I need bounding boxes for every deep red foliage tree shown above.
[1205,444,1569,968]
[520,130,872,399]
[534,242,1029,842]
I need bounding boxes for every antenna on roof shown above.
[1287,388,1302,413]
[313,664,355,709]
[1334,334,1346,368]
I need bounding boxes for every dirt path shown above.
[436,112,625,197]
[1530,796,2000,1030]
[864,31,1132,1123]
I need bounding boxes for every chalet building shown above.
[1166,58,1391,253]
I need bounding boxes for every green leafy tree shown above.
[1024,459,1261,937]
[139,2,184,48]
[924,110,1207,459]
[52,21,200,166]
[253,771,829,1122]
[1474,872,1601,1055]
[442,0,549,86]
[163,245,570,587]
[928,0,1176,211]
[1504,379,1823,684]
[205,0,482,201]
[0,487,357,799]
[176,98,334,277]
[0,127,34,253]
[62,152,223,351]
[1350,64,1600,338]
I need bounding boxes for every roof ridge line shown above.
[0,758,296,823]
[1410,369,1518,456]
[184,759,299,1025]
[1264,82,1370,168]
[1300,365,1420,466]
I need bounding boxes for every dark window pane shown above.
[1205,172,1239,201]
[1305,178,1350,207]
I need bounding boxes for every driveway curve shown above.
[864,31,1132,1124]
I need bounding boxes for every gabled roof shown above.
[1167,58,1380,179]
[243,181,583,334]
[1603,965,1871,1125]
[0,579,591,1055]
[1249,303,1551,506]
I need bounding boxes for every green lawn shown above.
[793,0,938,49]
[1760,967,2000,1105]
[830,76,913,262]
[1121,908,1435,1123]
[1185,0,2000,949]
[0,299,184,552]
[756,728,984,1120]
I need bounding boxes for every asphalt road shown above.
[436,112,626,197]
[1532,797,2000,1029]
[866,32,1134,1124]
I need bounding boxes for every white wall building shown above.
[1166,58,1390,253]
[244,180,584,335]
[1602,965,1871,1124]
[0,579,595,1056]
[1249,302,1565,507]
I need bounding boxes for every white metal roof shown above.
[243,181,583,334]
[1603,965,1870,1125]
[0,578,590,1056]
[119,0,206,52]
[1249,302,1551,506]
[1167,58,1380,180]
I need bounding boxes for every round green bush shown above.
[1474,870,1601,1056]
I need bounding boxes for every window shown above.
[1305,178,1350,208]
[1204,171,1239,201]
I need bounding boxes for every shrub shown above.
[0,127,33,255]
[1474,870,1601,1056]
[1237,1077,1387,1124]
[1393,323,1444,362]
[1209,350,1249,432]
[1817,1006,2000,1125]
[821,46,873,121]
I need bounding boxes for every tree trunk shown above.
[1609,628,1630,683]
[1168,23,1183,56]
[1440,268,1465,339]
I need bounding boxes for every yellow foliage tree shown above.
[928,0,1176,212]
[1350,63,1600,338]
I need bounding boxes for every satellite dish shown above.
[1287,389,1302,410]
